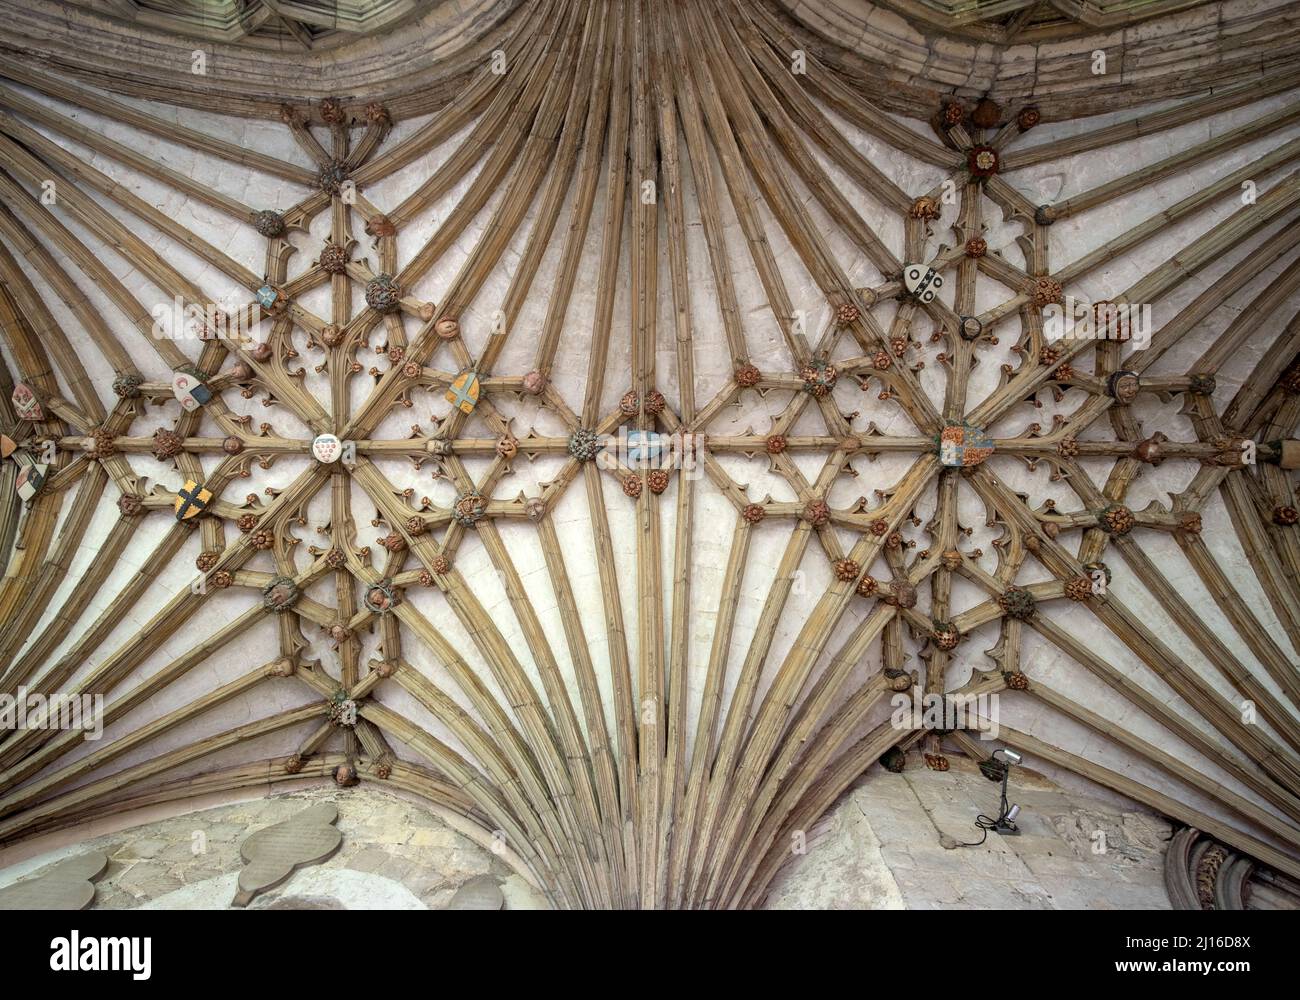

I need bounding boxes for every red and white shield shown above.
[312,434,341,463]
[172,371,213,412]
[12,383,43,422]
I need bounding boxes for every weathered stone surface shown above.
[0,786,545,911]
[0,851,108,910]
[765,759,1171,909]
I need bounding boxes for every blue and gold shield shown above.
[939,423,994,468]
[446,371,481,415]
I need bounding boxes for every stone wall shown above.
[0,784,546,909]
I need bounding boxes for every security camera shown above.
[993,748,1021,765]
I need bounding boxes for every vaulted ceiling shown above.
[867,0,1219,42]
[1,0,1299,908]
[52,1,428,49]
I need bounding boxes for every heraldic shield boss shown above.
[11,383,43,422]
[312,434,342,463]
[16,461,48,502]
[446,370,481,415]
[903,263,942,304]
[174,480,212,521]
[939,422,994,468]
[171,370,212,412]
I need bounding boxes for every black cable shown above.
[953,813,998,848]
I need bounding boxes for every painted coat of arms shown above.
[312,433,342,463]
[12,383,43,422]
[174,480,213,520]
[172,369,213,411]
[903,263,943,303]
[255,284,287,313]
[939,423,994,468]
[445,370,481,415]
[15,459,48,502]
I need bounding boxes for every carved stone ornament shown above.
[318,97,346,125]
[967,146,999,177]
[1064,576,1092,601]
[998,586,1037,620]
[800,358,838,398]
[112,372,143,398]
[319,241,350,274]
[1108,370,1141,403]
[262,576,300,613]
[522,370,548,395]
[959,315,983,340]
[365,273,401,313]
[1097,503,1136,535]
[453,490,487,526]
[568,428,601,462]
[318,159,349,196]
[1032,276,1064,307]
[970,98,1002,129]
[252,209,286,238]
[909,197,940,221]
[802,499,830,527]
[932,621,960,650]
[364,578,401,614]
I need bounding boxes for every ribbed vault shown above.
[2,0,1300,909]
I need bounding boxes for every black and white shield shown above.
[903,264,942,303]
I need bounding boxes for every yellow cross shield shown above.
[445,370,480,415]
[174,480,213,521]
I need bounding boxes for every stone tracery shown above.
[0,0,1299,910]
